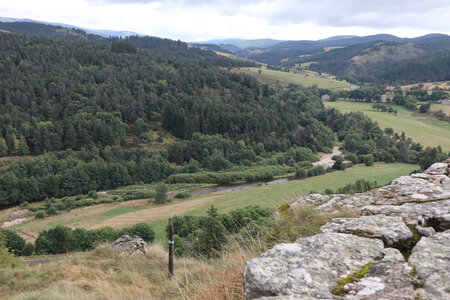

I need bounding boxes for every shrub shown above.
[154,183,168,204]
[1,229,25,255]
[324,189,334,195]
[88,191,99,199]
[89,227,118,245]
[21,242,34,256]
[174,192,190,199]
[35,211,46,219]
[0,247,23,268]
[44,225,74,254]
[364,154,374,166]
[72,228,92,251]
[46,204,59,216]
[294,168,307,179]
[119,223,155,242]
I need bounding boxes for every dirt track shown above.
[313,146,342,168]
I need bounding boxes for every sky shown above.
[1,0,449,42]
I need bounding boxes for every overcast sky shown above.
[1,0,449,41]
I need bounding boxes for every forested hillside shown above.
[0,31,447,208]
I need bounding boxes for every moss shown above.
[392,225,421,259]
[332,263,373,296]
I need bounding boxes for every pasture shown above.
[12,163,417,243]
[325,101,450,151]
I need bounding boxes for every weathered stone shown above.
[415,225,436,237]
[424,162,449,176]
[320,215,412,246]
[343,262,416,300]
[243,233,384,299]
[381,248,405,262]
[362,200,450,230]
[409,230,450,300]
[375,176,450,206]
[111,235,146,257]
[290,193,375,213]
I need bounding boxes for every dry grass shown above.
[1,240,256,300]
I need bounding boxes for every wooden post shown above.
[168,217,174,278]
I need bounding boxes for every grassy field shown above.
[431,103,450,116]
[13,163,417,243]
[325,101,450,150]
[243,67,351,89]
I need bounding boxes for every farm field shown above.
[242,67,351,89]
[13,163,417,243]
[431,103,450,115]
[325,101,450,150]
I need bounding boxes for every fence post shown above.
[168,217,174,278]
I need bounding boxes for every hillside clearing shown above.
[238,67,351,89]
[324,101,450,150]
[13,163,417,243]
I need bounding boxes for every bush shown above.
[324,189,334,195]
[120,223,155,242]
[35,211,46,219]
[0,247,23,268]
[1,229,25,255]
[88,191,99,199]
[21,242,34,256]
[154,183,168,204]
[364,154,374,166]
[174,192,190,199]
[294,168,307,179]
[72,228,92,251]
[89,227,118,245]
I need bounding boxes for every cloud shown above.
[1,0,449,41]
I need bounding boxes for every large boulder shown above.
[111,235,146,257]
[320,215,412,246]
[362,199,450,231]
[374,176,450,206]
[424,162,449,176]
[408,230,450,300]
[290,193,375,213]
[343,262,416,300]
[243,233,384,299]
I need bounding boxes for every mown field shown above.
[325,101,450,150]
[243,67,351,89]
[12,163,417,243]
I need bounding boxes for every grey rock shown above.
[243,233,384,299]
[409,230,450,300]
[110,235,146,257]
[382,248,405,262]
[375,176,450,206]
[320,215,412,246]
[290,193,375,213]
[415,225,436,237]
[344,262,416,300]
[362,200,450,230]
[424,162,449,176]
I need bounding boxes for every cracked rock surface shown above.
[244,159,450,299]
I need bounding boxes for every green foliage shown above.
[174,192,190,199]
[364,154,374,166]
[332,263,373,296]
[0,229,25,256]
[335,179,378,194]
[21,242,34,256]
[193,206,227,258]
[119,223,155,242]
[154,183,168,204]
[0,247,23,268]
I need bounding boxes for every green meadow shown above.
[325,101,450,151]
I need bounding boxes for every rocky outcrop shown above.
[243,233,384,299]
[343,262,416,300]
[111,235,146,256]
[244,159,450,299]
[290,193,375,213]
[375,175,450,206]
[409,230,450,300]
[320,215,412,246]
[362,199,450,230]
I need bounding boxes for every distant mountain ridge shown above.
[0,16,144,37]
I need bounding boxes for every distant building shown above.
[321,94,330,102]
[380,94,388,103]
[438,99,450,105]
[386,86,395,91]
